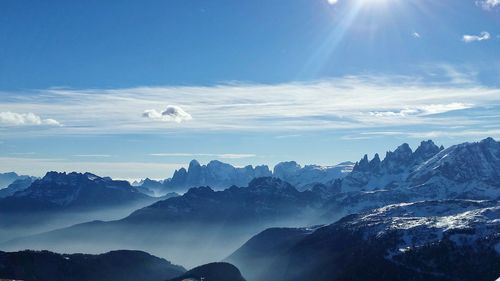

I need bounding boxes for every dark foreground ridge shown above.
[167,262,246,281]
[0,250,185,281]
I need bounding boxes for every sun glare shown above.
[328,0,390,6]
[357,0,391,6]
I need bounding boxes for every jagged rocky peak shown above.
[164,159,273,191]
[368,153,381,170]
[187,159,202,172]
[353,153,382,172]
[272,161,354,191]
[481,136,496,145]
[352,140,444,173]
[370,153,381,164]
[410,137,500,185]
[173,167,188,177]
[382,143,413,168]
[41,171,64,181]
[39,171,111,185]
[42,171,84,182]
[206,159,233,169]
[413,139,442,161]
[352,154,370,172]
[170,168,188,184]
[273,161,301,178]
[142,178,162,185]
[160,159,350,192]
[254,164,272,177]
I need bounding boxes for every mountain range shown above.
[0,138,498,281]
[136,159,353,195]
[321,138,500,217]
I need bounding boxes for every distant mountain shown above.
[407,137,500,198]
[0,176,36,198]
[340,140,443,193]
[273,161,353,191]
[228,199,500,281]
[0,172,32,189]
[168,262,246,281]
[0,250,185,281]
[0,171,151,213]
[138,160,272,194]
[2,177,324,267]
[0,172,159,243]
[138,159,353,195]
[323,138,500,216]
[4,138,499,270]
[134,177,166,196]
[126,177,321,224]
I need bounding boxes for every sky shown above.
[0,0,499,180]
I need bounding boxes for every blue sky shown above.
[0,0,499,179]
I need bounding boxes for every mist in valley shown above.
[1,209,336,269]
[0,200,163,243]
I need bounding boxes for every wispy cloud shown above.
[462,31,491,43]
[142,105,192,123]
[412,32,421,39]
[149,153,256,159]
[327,0,339,5]
[274,134,302,139]
[9,152,38,156]
[0,72,498,138]
[0,112,61,126]
[354,129,500,139]
[369,103,472,117]
[476,0,500,10]
[73,154,112,158]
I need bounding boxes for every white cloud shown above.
[477,0,500,9]
[0,112,61,126]
[412,32,421,39]
[143,105,192,123]
[355,129,500,139]
[149,153,256,159]
[369,103,471,117]
[462,31,491,43]
[0,73,499,137]
[327,0,339,4]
